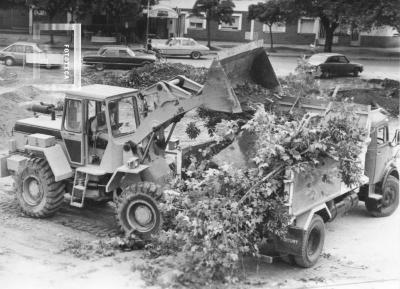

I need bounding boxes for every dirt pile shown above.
[0,86,41,149]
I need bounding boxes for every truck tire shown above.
[366,176,399,217]
[15,158,65,217]
[116,182,162,240]
[294,215,325,268]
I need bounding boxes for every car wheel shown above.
[353,68,359,77]
[4,57,14,66]
[191,51,201,60]
[95,63,104,71]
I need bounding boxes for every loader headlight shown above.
[127,156,140,169]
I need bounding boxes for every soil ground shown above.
[0,67,399,288]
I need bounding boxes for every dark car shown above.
[83,45,156,71]
[307,53,363,78]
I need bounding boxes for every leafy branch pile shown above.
[82,62,208,89]
[145,104,367,286]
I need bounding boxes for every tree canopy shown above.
[291,0,400,52]
[193,0,235,48]
[248,0,291,49]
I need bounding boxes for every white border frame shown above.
[32,23,81,89]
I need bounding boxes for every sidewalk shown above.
[0,32,399,60]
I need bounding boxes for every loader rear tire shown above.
[366,176,399,217]
[15,158,65,218]
[294,215,325,268]
[116,182,162,240]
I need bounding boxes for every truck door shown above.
[61,98,85,165]
[367,125,391,184]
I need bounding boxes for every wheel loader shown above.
[0,40,279,239]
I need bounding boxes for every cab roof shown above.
[66,84,138,101]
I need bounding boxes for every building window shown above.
[219,14,242,31]
[188,16,206,30]
[263,22,286,33]
[298,17,316,34]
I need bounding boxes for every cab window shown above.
[64,99,82,133]
[376,126,388,145]
[102,49,118,57]
[337,56,349,63]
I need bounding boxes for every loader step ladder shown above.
[70,170,89,208]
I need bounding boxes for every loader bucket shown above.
[201,40,280,113]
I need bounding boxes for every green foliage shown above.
[82,62,208,89]
[185,122,201,139]
[147,102,367,286]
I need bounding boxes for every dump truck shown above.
[214,93,400,268]
[0,41,278,239]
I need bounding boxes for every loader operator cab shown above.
[61,85,140,166]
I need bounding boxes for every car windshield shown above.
[308,54,329,65]
[108,96,140,138]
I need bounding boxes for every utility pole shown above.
[146,0,150,51]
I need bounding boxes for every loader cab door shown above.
[366,125,391,184]
[61,98,84,165]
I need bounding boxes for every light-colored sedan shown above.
[152,37,210,59]
[0,42,43,66]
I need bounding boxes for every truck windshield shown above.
[108,96,140,138]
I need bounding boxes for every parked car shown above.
[306,53,363,78]
[0,42,60,67]
[83,45,156,71]
[152,37,210,59]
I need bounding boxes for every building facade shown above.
[154,0,400,48]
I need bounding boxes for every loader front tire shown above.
[294,215,325,268]
[116,182,162,240]
[15,158,65,218]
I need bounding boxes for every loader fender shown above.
[106,164,149,192]
[24,144,73,181]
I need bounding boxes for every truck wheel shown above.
[353,69,359,77]
[366,176,399,217]
[191,51,201,60]
[294,215,325,268]
[15,158,65,218]
[5,57,14,66]
[116,182,162,240]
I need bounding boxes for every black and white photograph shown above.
[0,0,399,288]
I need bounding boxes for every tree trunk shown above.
[206,18,211,48]
[324,26,334,52]
[268,24,274,49]
[49,16,54,44]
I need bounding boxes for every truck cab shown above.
[363,111,400,216]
